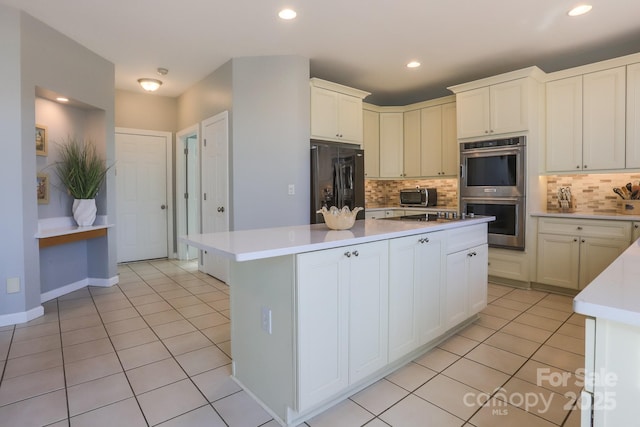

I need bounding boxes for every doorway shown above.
[115,128,173,263]
[176,125,200,260]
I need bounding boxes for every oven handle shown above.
[460,146,523,156]
[461,197,522,204]
[459,163,465,180]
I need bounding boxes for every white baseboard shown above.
[41,275,119,303]
[0,305,44,327]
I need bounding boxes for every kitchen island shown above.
[181,216,494,426]
[573,238,640,426]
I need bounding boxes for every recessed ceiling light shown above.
[407,61,421,69]
[56,97,69,103]
[278,8,297,20]
[568,4,592,16]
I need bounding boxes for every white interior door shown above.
[201,111,229,282]
[176,125,200,261]
[116,129,172,263]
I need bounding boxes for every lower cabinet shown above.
[445,243,488,328]
[296,240,389,411]
[388,231,445,362]
[536,218,631,290]
[634,222,640,242]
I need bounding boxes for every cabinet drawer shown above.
[538,218,631,240]
[445,224,487,254]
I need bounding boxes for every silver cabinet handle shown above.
[217,206,225,213]
[161,205,166,210]
[353,250,359,257]
[344,251,351,258]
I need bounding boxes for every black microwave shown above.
[400,188,437,207]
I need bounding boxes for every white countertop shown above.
[531,211,640,221]
[574,238,640,327]
[35,216,113,238]
[180,216,494,262]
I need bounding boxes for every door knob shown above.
[161,205,166,210]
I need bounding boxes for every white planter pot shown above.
[72,199,97,227]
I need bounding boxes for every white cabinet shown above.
[310,78,370,144]
[546,67,626,172]
[627,63,640,168]
[444,224,489,329]
[420,102,458,177]
[536,218,631,290]
[634,222,640,242]
[379,112,404,178]
[388,231,445,362]
[456,79,528,139]
[546,76,583,172]
[296,240,388,411]
[363,109,380,178]
[403,109,421,177]
[384,209,405,218]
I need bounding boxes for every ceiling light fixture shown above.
[568,4,592,16]
[407,61,421,68]
[56,97,69,103]
[278,8,297,20]
[138,78,163,92]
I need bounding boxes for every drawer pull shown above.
[577,226,583,230]
[344,251,351,258]
[353,250,359,257]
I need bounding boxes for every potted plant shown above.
[54,136,111,227]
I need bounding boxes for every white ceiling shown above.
[4,0,640,105]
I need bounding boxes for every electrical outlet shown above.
[6,277,20,294]
[261,306,272,334]
[288,184,295,195]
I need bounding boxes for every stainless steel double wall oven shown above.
[460,136,526,250]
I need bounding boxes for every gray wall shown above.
[0,6,116,319]
[231,56,310,229]
[115,90,178,132]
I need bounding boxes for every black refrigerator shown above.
[310,140,365,224]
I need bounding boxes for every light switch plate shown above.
[7,277,20,294]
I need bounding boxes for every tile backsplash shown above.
[365,179,458,209]
[546,173,640,213]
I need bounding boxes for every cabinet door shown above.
[456,87,490,139]
[403,109,421,177]
[583,67,626,170]
[536,233,580,289]
[626,63,640,168]
[420,105,443,177]
[445,249,470,328]
[546,76,583,172]
[579,237,629,289]
[441,102,458,176]
[388,235,422,362]
[348,241,389,383]
[363,109,380,178]
[379,112,404,178]
[490,79,528,135]
[311,87,339,141]
[338,94,364,143]
[417,233,445,344]
[297,247,349,411]
[634,222,640,242]
[468,244,488,315]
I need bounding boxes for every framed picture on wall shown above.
[36,124,48,156]
[37,173,49,204]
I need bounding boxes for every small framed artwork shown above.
[36,124,48,156]
[37,173,49,204]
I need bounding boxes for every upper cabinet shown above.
[379,112,405,178]
[454,78,529,139]
[403,109,422,178]
[362,108,380,178]
[627,63,640,168]
[546,67,626,172]
[421,102,457,176]
[310,78,370,144]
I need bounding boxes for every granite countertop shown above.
[574,237,640,327]
[179,216,493,262]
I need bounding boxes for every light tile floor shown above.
[0,259,585,426]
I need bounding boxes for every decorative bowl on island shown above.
[317,206,363,230]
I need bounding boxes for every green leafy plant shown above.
[54,137,111,199]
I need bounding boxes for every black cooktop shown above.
[384,214,439,222]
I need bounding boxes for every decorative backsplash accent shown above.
[365,179,458,209]
[546,173,640,213]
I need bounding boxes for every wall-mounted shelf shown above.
[35,216,112,248]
